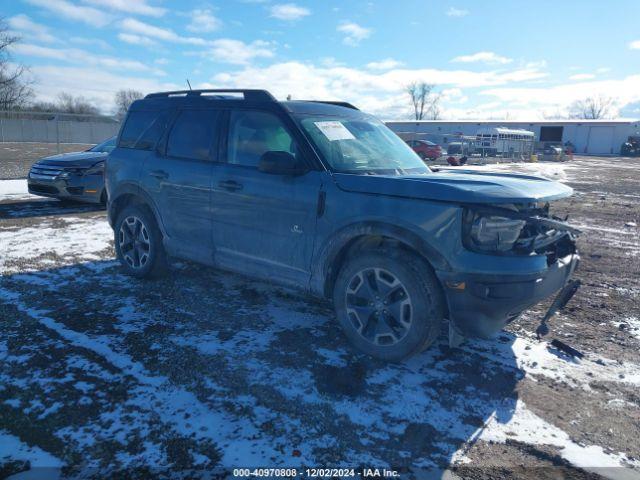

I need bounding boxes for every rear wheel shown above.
[114,204,167,278]
[333,249,444,361]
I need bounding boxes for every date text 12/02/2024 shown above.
[232,468,400,477]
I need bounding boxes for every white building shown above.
[385,119,640,155]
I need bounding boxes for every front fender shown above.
[310,218,454,297]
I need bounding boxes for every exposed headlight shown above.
[464,209,525,253]
[84,161,105,176]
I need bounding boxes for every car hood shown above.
[333,169,573,204]
[36,151,107,168]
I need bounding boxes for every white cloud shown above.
[366,58,403,70]
[118,18,274,63]
[269,3,311,21]
[119,18,207,45]
[11,43,165,76]
[569,73,595,81]
[337,22,371,46]
[208,39,274,65]
[81,0,166,17]
[24,0,113,27]
[205,60,550,119]
[7,15,57,43]
[596,67,611,74]
[70,37,112,50]
[26,64,179,113]
[629,40,640,50]
[451,51,512,65]
[480,75,640,118]
[117,33,158,47]
[446,7,469,17]
[187,9,222,33]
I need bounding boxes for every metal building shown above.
[386,119,640,155]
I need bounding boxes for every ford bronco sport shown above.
[106,89,580,361]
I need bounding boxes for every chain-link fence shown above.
[0,111,120,154]
[394,129,536,161]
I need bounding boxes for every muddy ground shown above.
[0,154,639,479]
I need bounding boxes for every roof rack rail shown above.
[145,89,276,102]
[304,100,359,110]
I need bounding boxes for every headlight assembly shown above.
[84,161,105,176]
[463,209,525,253]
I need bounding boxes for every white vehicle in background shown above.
[475,127,535,157]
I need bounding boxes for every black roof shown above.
[133,89,360,116]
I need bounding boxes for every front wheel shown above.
[114,204,167,278]
[333,249,445,361]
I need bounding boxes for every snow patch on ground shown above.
[464,331,640,390]
[475,400,640,474]
[0,216,113,274]
[0,429,64,468]
[614,317,640,340]
[0,179,35,202]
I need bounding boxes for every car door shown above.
[141,108,221,262]
[211,108,322,287]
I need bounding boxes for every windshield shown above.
[299,116,430,175]
[90,137,116,153]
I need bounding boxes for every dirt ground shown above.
[0,153,639,479]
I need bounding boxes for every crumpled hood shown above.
[333,169,573,204]
[36,151,107,168]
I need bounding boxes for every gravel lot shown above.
[0,152,639,479]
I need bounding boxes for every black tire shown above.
[417,151,428,160]
[114,204,167,278]
[333,248,445,362]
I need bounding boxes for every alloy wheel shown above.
[345,267,413,346]
[118,216,151,269]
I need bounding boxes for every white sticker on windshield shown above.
[314,121,355,141]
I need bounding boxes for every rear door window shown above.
[119,110,168,150]
[166,109,219,161]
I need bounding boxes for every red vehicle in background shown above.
[406,139,442,160]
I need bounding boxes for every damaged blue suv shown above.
[106,89,580,361]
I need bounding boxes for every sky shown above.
[4,0,640,119]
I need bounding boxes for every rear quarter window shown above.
[119,110,169,150]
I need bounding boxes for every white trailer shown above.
[475,127,535,156]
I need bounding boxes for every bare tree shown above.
[114,89,143,119]
[427,93,442,120]
[55,92,99,115]
[406,82,441,120]
[568,95,614,119]
[0,18,33,110]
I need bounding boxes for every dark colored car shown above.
[406,139,442,160]
[106,89,580,361]
[28,137,115,204]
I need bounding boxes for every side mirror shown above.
[258,151,307,176]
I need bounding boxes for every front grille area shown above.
[29,184,59,194]
[30,164,63,180]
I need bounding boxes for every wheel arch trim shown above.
[311,221,451,298]
[108,184,167,238]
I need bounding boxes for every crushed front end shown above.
[436,202,580,339]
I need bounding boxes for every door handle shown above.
[218,180,243,191]
[149,170,168,180]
